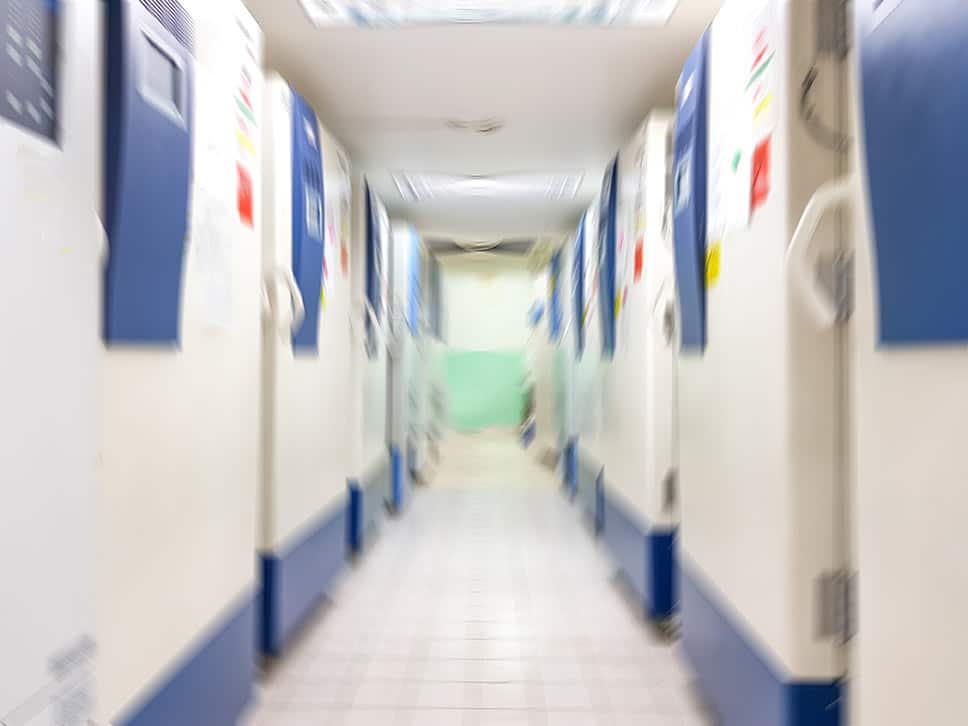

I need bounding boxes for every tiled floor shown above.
[243,432,714,726]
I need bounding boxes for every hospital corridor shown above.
[242,433,708,726]
[3,2,967,726]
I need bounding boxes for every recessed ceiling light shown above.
[391,172,586,203]
[300,0,680,28]
[445,118,505,135]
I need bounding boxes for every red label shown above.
[341,244,349,276]
[634,239,644,282]
[751,136,772,213]
[237,164,254,228]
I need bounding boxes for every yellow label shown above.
[614,293,622,319]
[235,128,257,157]
[706,242,722,289]
[320,288,326,311]
[754,93,773,121]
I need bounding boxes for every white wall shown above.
[347,177,388,486]
[261,74,354,552]
[441,255,534,351]
[599,113,677,528]
[678,0,844,681]
[575,203,605,469]
[360,191,390,477]
[0,1,101,722]
[98,2,263,719]
[552,242,577,449]
[846,41,968,726]
[528,269,558,448]
[388,224,422,471]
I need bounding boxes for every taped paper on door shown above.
[190,188,234,329]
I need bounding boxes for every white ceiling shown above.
[244,0,720,241]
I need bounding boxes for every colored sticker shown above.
[753,93,773,121]
[706,242,721,289]
[235,128,256,157]
[751,136,772,212]
[237,164,253,228]
[341,244,349,276]
[634,239,644,282]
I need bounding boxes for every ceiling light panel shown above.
[392,172,585,203]
[300,0,680,28]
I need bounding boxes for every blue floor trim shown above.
[575,453,602,529]
[520,420,536,448]
[601,485,677,619]
[348,458,389,555]
[389,444,405,512]
[563,438,578,497]
[594,471,605,534]
[260,497,348,656]
[118,594,255,726]
[681,564,842,726]
[348,479,362,553]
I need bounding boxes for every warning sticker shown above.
[751,135,772,213]
[706,242,722,289]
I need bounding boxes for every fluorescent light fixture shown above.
[391,172,585,203]
[300,0,680,28]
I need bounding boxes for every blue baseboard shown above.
[681,564,842,726]
[348,479,362,553]
[118,594,255,726]
[601,485,677,620]
[594,470,605,534]
[563,439,578,497]
[576,454,602,528]
[348,459,389,555]
[389,444,405,512]
[407,439,419,480]
[520,421,536,448]
[260,497,348,656]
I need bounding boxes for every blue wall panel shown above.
[289,90,325,352]
[261,499,348,656]
[672,32,710,352]
[681,564,842,726]
[573,220,586,356]
[858,0,968,344]
[118,596,255,726]
[597,158,619,357]
[103,0,194,344]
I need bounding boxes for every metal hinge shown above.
[817,0,852,60]
[816,569,857,643]
[817,252,853,323]
[662,470,678,514]
[834,252,854,323]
